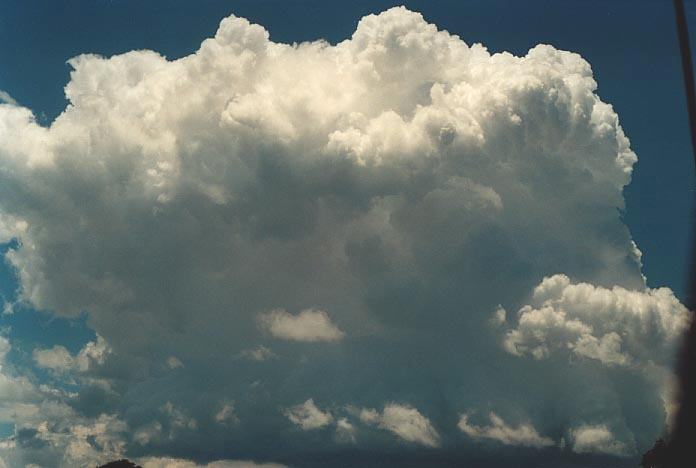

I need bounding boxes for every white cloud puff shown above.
[161,401,198,434]
[504,274,689,367]
[33,336,110,374]
[335,417,356,443]
[166,356,184,369]
[569,424,632,456]
[33,345,74,372]
[284,399,333,430]
[236,345,276,361]
[259,309,344,342]
[359,403,440,448]
[0,91,17,107]
[214,403,237,425]
[458,412,554,448]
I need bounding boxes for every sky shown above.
[0,1,694,467]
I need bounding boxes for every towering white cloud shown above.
[504,274,689,367]
[0,5,682,466]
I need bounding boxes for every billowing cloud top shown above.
[0,6,687,467]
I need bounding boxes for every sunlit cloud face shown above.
[0,6,687,467]
[458,412,555,448]
[259,309,344,342]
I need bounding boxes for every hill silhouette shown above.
[97,460,142,468]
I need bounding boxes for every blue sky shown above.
[0,1,693,467]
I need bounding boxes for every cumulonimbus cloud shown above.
[0,5,684,466]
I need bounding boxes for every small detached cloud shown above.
[0,91,17,106]
[32,345,74,372]
[236,346,276,362]
[335,417,356,443]
[166,356,184,369]
[134,421,164,446]
[259,309,344,342]
[359,403,440,448]
[160,401,198,436]
[284,399,333,430]
[33,336,110,374]
[490,305,507,327]
[215,402,237,425]
[569,424,633,456]
[458,412,554,448]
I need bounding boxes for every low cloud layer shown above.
[139,458,288,468]
[0,6,685,467]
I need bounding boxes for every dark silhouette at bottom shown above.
[97,460,142,468]
[641,439,671,468]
